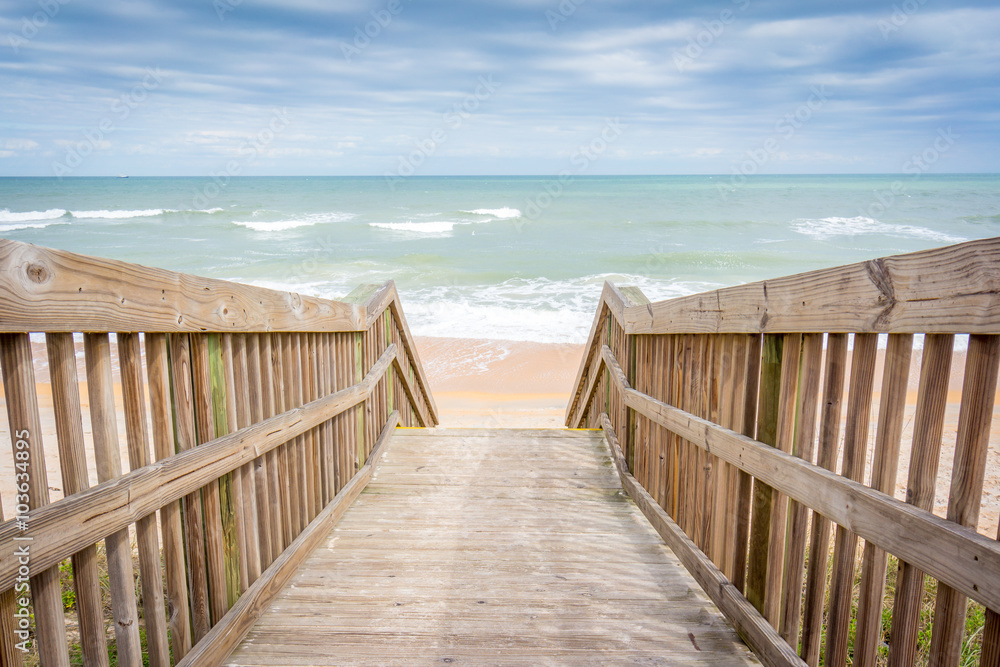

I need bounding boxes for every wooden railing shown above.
[568,237,1000,666]
[0,238,437,666]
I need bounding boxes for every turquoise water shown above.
[1,175,998,342]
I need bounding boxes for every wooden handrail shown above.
[0,344,396,591]
[594,343,1000,613]
[570,238,1000,666]
[0,238,365,333]
[0,240,438,665]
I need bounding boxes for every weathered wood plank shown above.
[0,344,395,591]
[84,333,143,664]
[180,411,400,667]
[117,332,171,667]
[0,333,69,667]
[45,332,108,667]
[0,238,364,332]
[624,237,1000,334]
[225,426,757,667]
[599,344,1000,613]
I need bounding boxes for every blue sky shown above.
[1,0,997,176]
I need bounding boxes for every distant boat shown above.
[118,174,129,178]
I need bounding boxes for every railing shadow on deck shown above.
[0,238,437,666]
[568,236,1000,667]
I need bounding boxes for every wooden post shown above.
[207,333,242,608]
[169,332,212,641]
[117,333,171,667]
[854,334,913,667]
[731,333,761,594]
[1,334,70,666]
[801,332,848,665]
[84,333,143,664]
[45,332,108,667]
[147,333,194,659]
[825,332,879,667]
[779,332,823,646]
[929,334,1000,666]
[746,333,783,617]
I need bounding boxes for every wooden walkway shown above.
[224,428,758,665]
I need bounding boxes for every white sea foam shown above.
[70,209,168,219]
[0,221,69,233]
[791,216,966,244]
[233,212,355,232]
[0,208,68,223]
[462,207,522,219]
[370,221,456,234]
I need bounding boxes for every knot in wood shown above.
[25,262,49,284]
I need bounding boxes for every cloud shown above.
[0,0,996,175]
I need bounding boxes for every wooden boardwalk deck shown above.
[224,428,759,665]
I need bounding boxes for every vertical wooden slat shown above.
[802,332,848,665]
[762,332,802,625]
[354,330,365,476]
[825,332,879,667]
[232,334,262,586]
[929,334,1000,666]
[83,333,143,664]
[169,332,212,641]
[219,334,250,598]
[274,333,295,549]
[190,333,229,623]
[746,333,784,617]
[45,332,108,667]
[732,333,761,594]
[779,332,824,645]
[723,334,749,583]
[709,335,733,569]
[147,332,194,658]
[117,332,171,667]
[245,333,273,571]
[1,334,69,667]
[260,334,285,559]
[854,333,914,667]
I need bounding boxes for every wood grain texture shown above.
[182,411,400,667]
[623,237,1000,334]
[0,333,69,667]
[929,334,1000,666]
[117,332,171,667]
[84,333,143,664]
[597,344,1000,614]
[602,416,804,667]
[0,238,364,332]
[45,332,109,667]
[854,333,913,667]
[223,426,758,667]
[146,332,194,659]
[0,344,396,591]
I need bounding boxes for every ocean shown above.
[1,175,998,343]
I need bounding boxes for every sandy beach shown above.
[1,335,998,537]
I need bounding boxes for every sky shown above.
[0,0,998,177]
